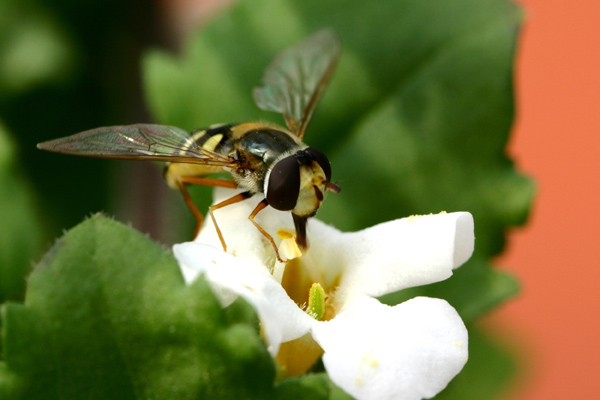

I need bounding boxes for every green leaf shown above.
[0,122,41,302]
[144,0,535,319]
[275,373,331,400]
[1,215,309,399]
[381,257,520,323]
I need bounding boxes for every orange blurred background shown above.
[490,0,600,398]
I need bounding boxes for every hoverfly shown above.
[37,30,341,262]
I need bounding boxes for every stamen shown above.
[307,283,326,321]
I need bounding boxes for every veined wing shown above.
[37,124,236,166]
[253,30,340,139]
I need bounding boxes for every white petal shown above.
[173,242,313,356]
[314,212,474,307]
[311,297,468,400]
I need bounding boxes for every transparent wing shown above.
[37,124,236,166]
[253,29,340,139]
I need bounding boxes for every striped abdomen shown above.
[164,124,236,189]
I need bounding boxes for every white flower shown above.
[173,188,474,400]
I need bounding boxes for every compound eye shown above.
[305,147,331,182]
[266,155,300,211]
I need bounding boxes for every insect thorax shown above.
[231,127,304,193]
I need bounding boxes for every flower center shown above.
[274,232,342,377]
[280,256,339,321]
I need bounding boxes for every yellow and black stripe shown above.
[164,124,236,188]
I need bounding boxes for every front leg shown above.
[208,191,254,252]
[248,199,288,263]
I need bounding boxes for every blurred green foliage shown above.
[0,0,165,250]
[0,122,41,302]
[0,0,534,398]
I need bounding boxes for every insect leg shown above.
[208,191,253,253]
[178,176,239,236]
[248,199,287,263]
